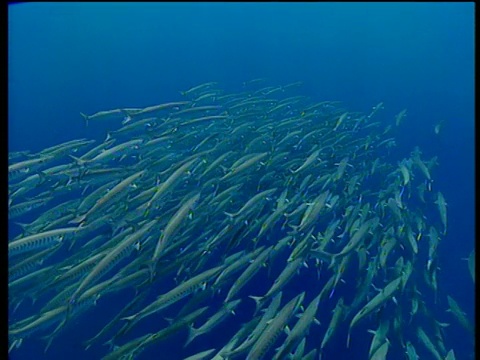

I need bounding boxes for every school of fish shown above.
[8,79,474,360]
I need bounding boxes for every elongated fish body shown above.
[417,326,444,360]
[225,292,282,358]
[225,246,272,302]
[8,197,53,219]
[145,158,199,211]
[85,139,143,164]
[8,81,462,360]
[151,193,201,266]
[290,148,321,174]
[320,297,345,351]
[80,108,131,126]
[70,169,146,224]
[272,293,320,360]
[246,292,305,360]
[405,341,420,360]
[467,250,475,282]
[121,265,224,332]
[250,257,303,315]
[69,220,157,305]
[221,152,269,181]
[8,228,80,257]
[435,192,447,235]
[368,319,390,358]
[370,341,389,360]
[183,349,217,360]
[347,276,402,346]
[224,188,277,220]
[446,295,474,334]
[184,299,241,347]
[9,156,53,182]
[444,349,456,360]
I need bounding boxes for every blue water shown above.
[8,3,474,360]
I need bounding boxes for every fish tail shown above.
[121,314,137,322]
[14,222,30,231]
[102,338,117,350]
[224,211,235,219]
[8,338,23,353]
[248,295,264,315]
[327,254,338,270]
[287,223,299,233]
[120,110,132,124]
[147,260,157,282]
[68,154,87,167]
[42,333,56,353]
[69,214,86,225]
[184,325,197,347]
[80,112,89,127]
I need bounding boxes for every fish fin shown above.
[12,299,24,314]
[329,288,336,299]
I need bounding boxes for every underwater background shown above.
[8,3,474,360]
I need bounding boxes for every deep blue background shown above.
[8,3,474,360]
